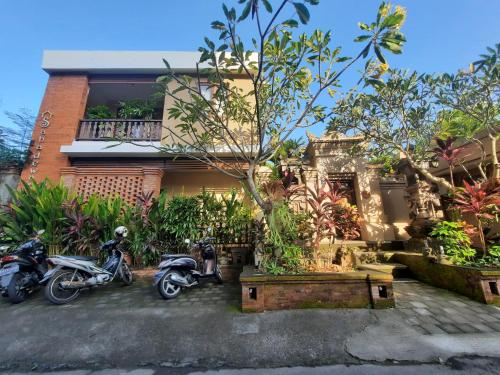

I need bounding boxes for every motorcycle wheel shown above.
[7,273,28,304]
[121,262,133,286]
[158,270,182,300]
[45,270,81,305]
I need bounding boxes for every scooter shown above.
[155,230,223,300]
[42,226,133,305]
[0,230,48,303]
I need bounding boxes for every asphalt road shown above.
[0,279,499,373]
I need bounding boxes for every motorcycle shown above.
[42,226,133,305]
[0,230,48,303]
[155,229,223,300]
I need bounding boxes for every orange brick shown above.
[21,75,89,183]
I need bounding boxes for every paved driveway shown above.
[0,278,499,372]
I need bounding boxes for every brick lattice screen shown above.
[76,174,144,204]
[61,167,163,205]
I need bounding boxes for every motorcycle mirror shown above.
[184,239,191,245]
[36,229,45,236]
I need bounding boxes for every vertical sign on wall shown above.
[29,111,52,178]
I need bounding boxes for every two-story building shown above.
[21,50,411,243]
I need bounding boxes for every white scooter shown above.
[42,226,133,305]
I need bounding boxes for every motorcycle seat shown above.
[61,255,98,262]
[161,254,194,260]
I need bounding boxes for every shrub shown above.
[430,221,476,265]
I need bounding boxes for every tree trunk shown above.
[245,164,272,214]
[404,153,454,193]
[448,164,455,188]
[477,219,487,257]
[489,133,499,182]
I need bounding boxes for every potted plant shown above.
[86,105,113,119]
[118,99,155,119]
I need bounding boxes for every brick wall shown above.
[21,74,89,183]
[240,267,395,312]
[61,167,164,205]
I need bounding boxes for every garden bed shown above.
[239,266,394,312]
[391,252,500,306]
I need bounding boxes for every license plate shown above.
[0,264,19,277]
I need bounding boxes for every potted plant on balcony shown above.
[118,99,155,120]
[86,105,113,119]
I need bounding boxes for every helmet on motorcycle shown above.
[114,226,128,238]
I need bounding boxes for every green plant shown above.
[453,180,500,256]
[0,180,75,253]
[86,105,113,119]
[262,201,305,274]
[151,0,407,254]
[118,99,155,120]
[430,221,476,265]
[487,244,500,258]
[162,196,201,251]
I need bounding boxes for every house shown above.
[21,50,248,203]
[21,50,411,243]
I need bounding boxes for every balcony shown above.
[76,119,162,141]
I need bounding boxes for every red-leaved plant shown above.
[433,137,464,188]
[306,179,362,252]
[453,180,500,256]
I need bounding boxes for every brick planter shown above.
[392,252,500,306]
[240,266,394,312]
[132,266,242,283]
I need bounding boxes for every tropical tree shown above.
[329,44,499,192]
[329,69,454,190]
[150,0,407,225]
[0,109,35,168]
[433,44,500,183]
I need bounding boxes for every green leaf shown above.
[238,1,252,21]
[211,21,226,30]
[283,19,299,28]
[358,22,370,31]
[380,40,403,54]
[376,2,386,25]
[361,42,371,58]
[354,35,371,43]
[293,2,310,24]
[374,45,386,64]
[262,0,273,13]
[366,78,386,88]
[381,13,404,29]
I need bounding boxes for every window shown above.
[200,84,212,101]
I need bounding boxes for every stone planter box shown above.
[392,252,500,306]
[240,266,394,312]
[220,264,243,283]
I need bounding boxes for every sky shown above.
[0,0,499,136]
